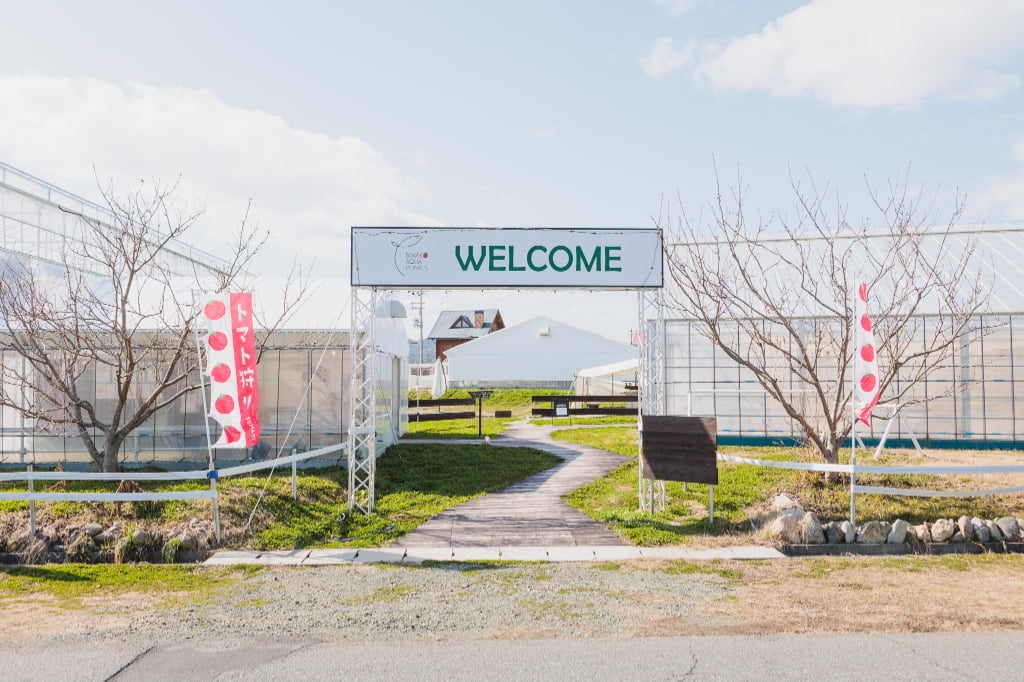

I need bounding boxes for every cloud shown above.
[644,0,1024,110]
[641,38,696,79]
[654,0,700,17]
[0,74,437,280]
[976,138,1024,220]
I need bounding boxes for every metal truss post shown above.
[638,288,667,512]
[347,287,378,514]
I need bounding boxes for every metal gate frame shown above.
[638,287,667,512]
[346,287,378,514]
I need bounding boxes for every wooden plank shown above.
[640,456,718,484]
[642,415,717,437]
[408,411,476,422]
[532,395,638,404]
[415,398,476,408]
[532,407,638,417]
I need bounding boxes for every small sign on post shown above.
[553,396,570,418]
[640,415,719,521]
[640,415,718,485]
[468,390,493,437]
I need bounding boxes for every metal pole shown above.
[211,477,222,544]
[194,291,216,470]
[849,285,856,528]
[709,485,714,524]
[850,403,857,527]
[28,464,36,535]
[477,396,483,437]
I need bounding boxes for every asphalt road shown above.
[3,631,1022,681]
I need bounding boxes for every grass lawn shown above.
[554,426,1024,546]
[404,417,513,439]
[0,563,262,609]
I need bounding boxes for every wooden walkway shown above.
[391,423,631,548]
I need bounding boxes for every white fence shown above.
[717,453,1024,524]
[0,442,346,540]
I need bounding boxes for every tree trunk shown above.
[823,437,841,484]
[102,439,121,473]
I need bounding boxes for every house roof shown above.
[428,308,501,340]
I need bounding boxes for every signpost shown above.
[468,390,493,437]
[351,227,663,289]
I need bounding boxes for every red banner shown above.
[202,292,261,448]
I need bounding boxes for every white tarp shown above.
[445,315,634,387]
[572,358,638,395]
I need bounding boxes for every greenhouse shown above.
[659,225,1024,449]
[0,162,407,468]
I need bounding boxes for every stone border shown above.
[781,542,1024,557]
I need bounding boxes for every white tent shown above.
[571,358,638,396]
[444,315,635,388]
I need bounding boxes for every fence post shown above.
[292,448,298,500]
[27,464,36,535]
[211,477,222,544]
[849,453,857,528]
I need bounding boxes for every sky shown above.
[2,0,1024,344]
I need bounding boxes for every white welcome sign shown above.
[351,227,663,289]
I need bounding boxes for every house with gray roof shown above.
[429,309,504,360]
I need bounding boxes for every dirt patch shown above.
[697,554,1024,634]
[0,592,152,643]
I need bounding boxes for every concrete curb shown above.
[204,544,787,566]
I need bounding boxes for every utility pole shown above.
[410,291,425,420]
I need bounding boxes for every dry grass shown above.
[636,553,1024,636]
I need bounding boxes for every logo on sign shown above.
[391,235,430,278]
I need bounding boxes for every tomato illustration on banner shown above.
[852,282,880,426]
[201,292,261,448]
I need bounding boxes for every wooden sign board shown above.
[640,415,718,485]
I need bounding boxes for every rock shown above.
[824,522,844,544]
[800,513,826,544]
[179,534,195,551]
[190,518,203,527]
[767,509,804,543]
[132,530,150,543]
[108,522,122,533]
[84,523,103,538]
[857,521,891,544]
[957,516,974,543]
[840,521,856,544]
[914,523,932,543]
[986,520,1004,542]
[887,519,909,544]
[951,530,965,542]
[931,518,956,542]
[771,494,803,512]
[94,532,116,545]
[971,517,990,543]
[995,517,1020,541]
[906,525,925,552]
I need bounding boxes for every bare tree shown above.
[660,168,994,478]
[0,178,308,472]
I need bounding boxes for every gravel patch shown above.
[80,562,733,644]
